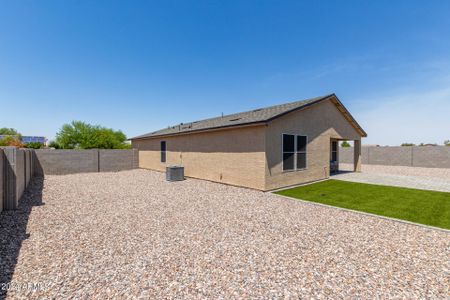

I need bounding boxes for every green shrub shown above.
[25,142,44,149]
[48,140,61,149]
[0,136,25,147]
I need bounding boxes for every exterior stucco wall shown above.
[133,126,266,190]
[265,99,362,190]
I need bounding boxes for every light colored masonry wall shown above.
[0,149,4,212]
[34,149,138,175]
[133,125,267,190]
[265,99,362,190]
[1,148,35,210]
[99,150,139,172]
[339,146,450,169]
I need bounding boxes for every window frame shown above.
[331,140,338,162]
[160,141,166,163]
[282,133,308,172]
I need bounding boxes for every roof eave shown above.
[330,95,367,137]
[130,121,267,141]
[265,94,334,122]
[265,93,367,138]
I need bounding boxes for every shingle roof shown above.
[131,94,366,139]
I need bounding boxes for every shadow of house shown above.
[0,175,44,299]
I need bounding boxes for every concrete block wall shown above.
[0,149,4,212]
[15,149,25,203]
[99,149,138,172]
[34,149,138,175]
[1,147,35,211]
[369,146,412,166]
[34,149,99,175]
[412,146,450,168]
[339,146,450,169]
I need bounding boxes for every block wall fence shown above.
[0,147,35,211]
[33,149,139,175]
[339,146,450,169]
[1,148,138,213]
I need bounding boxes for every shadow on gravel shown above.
[0,176,44,300]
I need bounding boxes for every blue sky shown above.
[1,1,449,145]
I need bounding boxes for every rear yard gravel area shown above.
[1,169,449,299]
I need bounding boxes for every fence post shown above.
[3,147,17,210]
[96,149,100,172]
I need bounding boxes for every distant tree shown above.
[25,142,44,149]
[0,135,25,147]
[55,121,130,149]
[341,141,351,147]
[48,140,61,149]
[445,140,450,146]
[401,143,415,146]
[0,127,20,136]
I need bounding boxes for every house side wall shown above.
[265,99,362,190]
[133,126,266,190]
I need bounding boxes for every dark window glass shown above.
[160,141,166,162]
[283,153,294,170]
[297,136,307,152]
[331,151,337,162]
[332,141,338,151]
[283,134,295,152]
[296,153,306,169]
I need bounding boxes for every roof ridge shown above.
[166,94,334,127]
[131,94,335,139]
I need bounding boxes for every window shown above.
[282,134,307,171]
[331,141,338,162]
[160,141,166,162]
[296,136,307,169]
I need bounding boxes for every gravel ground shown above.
[1,169,449,299]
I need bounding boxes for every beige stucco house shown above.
[131,94,366,191]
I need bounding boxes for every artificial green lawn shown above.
[275,180,450,230]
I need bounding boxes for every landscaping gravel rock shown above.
[1,169,449,299]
